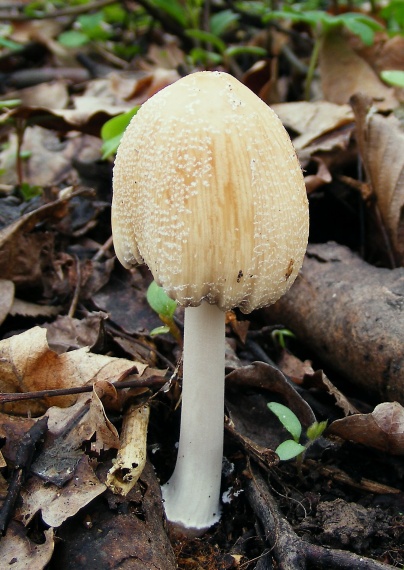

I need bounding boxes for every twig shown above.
[0,0,117,21]
[245,463,396,569]
[0,375,168,405]
[0,416,48,536]
[92,235,114,262]
[67,255,81,319]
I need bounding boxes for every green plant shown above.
[100,107,139,160]
[264,7,383,99]
[381,69,404,88]
[146,280,181,344]
[268,402,327,471]
[271,327,295,349]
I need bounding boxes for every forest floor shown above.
[0,1,403,569]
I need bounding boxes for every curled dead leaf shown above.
[328,402,404,455]
[0,326,143,415]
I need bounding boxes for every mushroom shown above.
[111,71,309,535]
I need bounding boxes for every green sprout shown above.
[101,107,140,160]
[271,327,295,349]
[381,70,404,88]
[268,402,327,473]
[146,280,182,345]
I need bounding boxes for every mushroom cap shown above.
[112,71,309,313]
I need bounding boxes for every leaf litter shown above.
[0,2,402,568]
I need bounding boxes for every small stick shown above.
[0,375,168,404]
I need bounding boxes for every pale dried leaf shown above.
[10,298,61,319]
[0,279,14,326]
[90,382,120,454]
[305,370,359,416]
[0,326,142,415]
[329,402,404,454]
[0,523,54,570]
[351,94,404,265]
[19,455,106,528]
[271,100,354,149]
[319,29,397,110]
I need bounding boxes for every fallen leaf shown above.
[271,100,354,150]
[0,326,142,415]
[0,279,14,325]
[328,402,404,455]
[304,369,359,416]
[19,455,106,528]
[319,28,397,110]
[351,94,404,265]
[0,523,54,570]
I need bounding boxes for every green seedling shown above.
[101,107,139,160]
[146,280,182,345]
[271,327,295,349]
[268,401,327,473]
[264,7,383,100]
[381,70,404,88]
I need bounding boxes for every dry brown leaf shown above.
[319,28,397,110]
[19,455,106,528]
[328,402,404,455]
[0,326,142,415]
[271,100,354,150]
[43,313,106,353]
[351,94,404,265]
[304,370,359,416]
[0,523,54,570]
[0,126,101,187]
[9,298,61,319]
[31,393,119,487]
[0,279,14,326]
[90,382,120,454]
[277,349,314,385]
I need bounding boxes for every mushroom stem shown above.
[162,302,226,534]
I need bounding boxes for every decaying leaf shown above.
[351,94,404,265]
[19,455,106,528]
[0,326,142,415]
[0,524,54,570]
[319,28,397,110]
[0,279,14,326]
[304,369,359,416]
[106,404,150,495]
[272,100,354,150]
[329,402,404,455]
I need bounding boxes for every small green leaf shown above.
[268,402,302,442]
[147,281,177,319]
[186,28,226,54]
[58,30,89,48]
[19,183,42,201]
[381,70,404,88]
[224,45,267,59]
[101,107,139,159]
[276,440,306,461]
[150,325,171,337]
[152,0,187,27]
[306,420,328,442]
[210,10,239,37]
[0,99,21,109]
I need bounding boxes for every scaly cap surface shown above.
[112,71,309,313]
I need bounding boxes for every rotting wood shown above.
[264,242,404,403]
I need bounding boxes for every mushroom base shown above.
[162,302,226,533]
